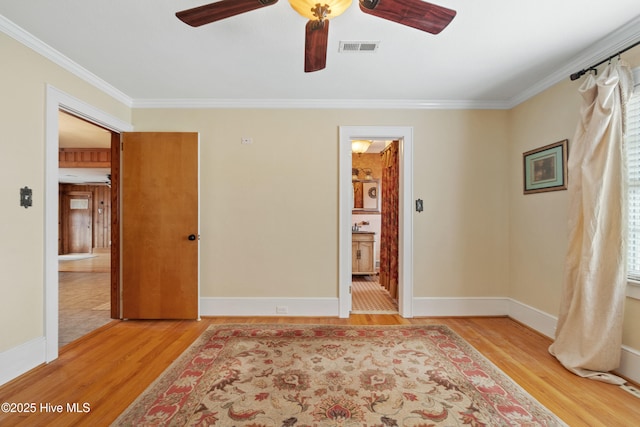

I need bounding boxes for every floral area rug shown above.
[114,324,566,426]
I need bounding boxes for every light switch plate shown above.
[20,187,32,209]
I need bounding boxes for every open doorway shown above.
[45,86,132,362]
[58,110,116,347]
[350,139,398,314]
[339,126,414,318]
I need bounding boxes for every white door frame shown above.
[338,126,414,318]
[45,85,132,362]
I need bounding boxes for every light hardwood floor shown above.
[59,249,113,347]
[58,271,112,347]
[0,316,638,426]
[58,249,110,273]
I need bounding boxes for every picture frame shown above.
[523,139,568,194]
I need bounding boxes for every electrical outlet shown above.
[276,306,288,314]
[621,384,640,399]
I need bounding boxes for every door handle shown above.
[188,234,197,241]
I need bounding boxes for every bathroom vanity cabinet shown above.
[352,231,376,275]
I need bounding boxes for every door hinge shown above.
[349,285,352,294]
[121,141,124,151]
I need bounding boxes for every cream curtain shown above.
[549,61,634,384]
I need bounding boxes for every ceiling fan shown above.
[176,0,456,72]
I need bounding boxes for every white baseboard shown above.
[413,297,557,338]
[2,297,638,386]
[619,345,640,384]
[413,297,510,317]
[0,336,45,387]
[508,299,639,383]
[413,296,639,383]
[200,297,339,317]
[507,299,558,339]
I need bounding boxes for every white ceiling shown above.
[1,1,640,108]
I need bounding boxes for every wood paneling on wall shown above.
[59,184,111,253]
[59,148,111,168]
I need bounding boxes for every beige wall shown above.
[508,45,640,349]
[0,33,130,353]
[2,25,638,363]
[132,108,511,300]
[624,298,640,350]
[413,110,510,297]
[507,79,578,315]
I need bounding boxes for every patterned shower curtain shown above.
[548,61,634,384]
[379,141,399,300]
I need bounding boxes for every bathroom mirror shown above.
[353,179,380,213]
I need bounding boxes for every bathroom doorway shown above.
[339,126,414,318]
[351,139,398,314]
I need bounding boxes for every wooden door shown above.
[62,192,93,254]
[122,132,199,319]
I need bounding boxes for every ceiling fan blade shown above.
[176,0,278,27]
[305,20,329,73]
[359,0,455,34]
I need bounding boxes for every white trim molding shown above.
[202,296,640,382]
[339,126,414,318]
[0,337,45,387]
[2,13,638,111]
[507,299,558,339]
[45,86,133,365]
[508,16,640,108]
[619,345,640,384]
[131,98,511,110]
[200,297,339,317]
[413,296,639,383]
[414,296,620,345]
[627,281,640,300]
[0,16,132,107]
[413,297,510,318]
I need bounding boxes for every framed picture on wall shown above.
[523,139,568,194]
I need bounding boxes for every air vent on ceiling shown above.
[338,41,380,53]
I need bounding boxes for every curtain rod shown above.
[569,39,640,81]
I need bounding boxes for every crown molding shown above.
[506,14,640,108]
[0,14,133,108]
[130,98,511,110]
[2,12,639,111]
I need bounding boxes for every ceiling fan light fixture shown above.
[175,0,456,73]
[289,0,352,20]
[351,139,372,154]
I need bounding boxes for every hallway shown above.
[58,249,113,347]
